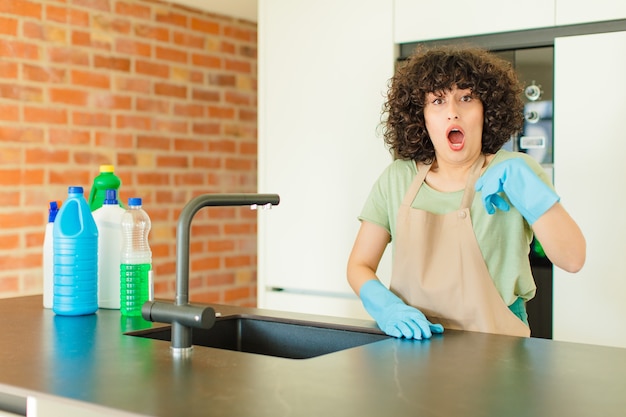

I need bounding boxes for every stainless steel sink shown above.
[127,314,387,359]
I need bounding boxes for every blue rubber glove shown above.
[474,158,559,225]
[360,280,444,339]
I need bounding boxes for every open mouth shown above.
[447,127,465,150]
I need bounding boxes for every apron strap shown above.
[401,161,432,207]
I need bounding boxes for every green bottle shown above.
[88,165,122,211]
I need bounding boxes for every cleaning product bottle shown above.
[88,165,122,211]
[92,189,125,309]
[43,200,61,309]
[120,197,152,317]
[53,186,98,316]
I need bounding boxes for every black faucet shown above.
[142,193,280,356]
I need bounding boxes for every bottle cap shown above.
[68,186,84,194]
[128,197,142,207]
[48,201,61,222]
[104,189,118,205]
[100,165,115,173]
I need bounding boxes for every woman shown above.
[347,46,585,339]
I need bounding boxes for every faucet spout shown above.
[142,193,280,355]
[174,193,280,307]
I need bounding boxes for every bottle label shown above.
[120,263,151,316]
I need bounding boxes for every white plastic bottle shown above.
[92,189,125,309]
[43,201,60,309]
[120,197,152,316]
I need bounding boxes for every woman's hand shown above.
[360,279,444,339]
[475,158,559,225]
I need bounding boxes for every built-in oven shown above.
[496,47,554,339]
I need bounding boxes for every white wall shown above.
[553,31,626,348]
[257,0,394,317]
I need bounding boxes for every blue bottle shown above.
[53,186,99,316]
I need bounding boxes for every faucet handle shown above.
[142,301,216,329]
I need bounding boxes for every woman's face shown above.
[423,86,484,165]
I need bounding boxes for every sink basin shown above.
[127,314,387,359]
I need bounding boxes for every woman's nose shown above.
[447,102,459,120]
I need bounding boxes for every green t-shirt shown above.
[359,150,554,305]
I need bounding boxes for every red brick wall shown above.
[0,0,259,306]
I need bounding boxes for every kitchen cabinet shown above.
[394,0,555,43]
[257,0,394,317]
[552,30,626,348]
[556,0,626,25]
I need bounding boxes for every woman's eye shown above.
[461,95,472,102]
[432,98,444,105]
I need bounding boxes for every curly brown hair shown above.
[383,46,524,162]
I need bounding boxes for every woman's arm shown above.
[532,202,586,273]
[348,220,444,339]
[347,221,391,294]
[475,156,586,273]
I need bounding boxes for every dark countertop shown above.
[1,295,625,417]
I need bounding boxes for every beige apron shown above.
[390,155,530,337]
